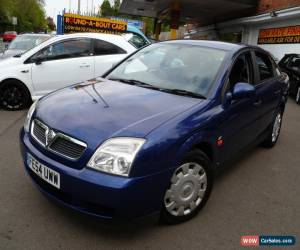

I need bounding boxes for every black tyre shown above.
[0,80,32,111]
[160,149,213,224]
[261,109,283,148]
[296,86,300,105]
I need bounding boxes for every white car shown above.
[0,33,136,110]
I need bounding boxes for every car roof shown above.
[161,40,252,52]
[284,53,300,56]
[20,32,136,59]
[18,33,51,37]
[56,32,126,40]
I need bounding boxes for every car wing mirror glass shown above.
[232,82,255,100]
[35,55,45,65]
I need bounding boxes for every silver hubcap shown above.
[272,113,282,143]
[164,163,207,217]
[296,87,300,103]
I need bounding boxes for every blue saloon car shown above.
[20,40,289,224]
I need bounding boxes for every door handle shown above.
[79,64,90,68]
[253,100,262,107]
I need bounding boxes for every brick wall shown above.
[257,0,300,14]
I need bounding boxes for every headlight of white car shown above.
[24,101,37,132]
[87,138,146,177]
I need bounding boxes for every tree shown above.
[46,17,56,31]
[100,0,114,17]
[113,0,121,15]
[0,0,46,33]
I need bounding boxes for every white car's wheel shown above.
[0,80,31,111]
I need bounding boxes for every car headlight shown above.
[87,138,146,177]
[24,101,37,132]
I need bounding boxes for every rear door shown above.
[92,39,128,78]
[31,38,94,96]
[252,50,282,134]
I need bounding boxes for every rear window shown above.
[93,39,126,55]
[125,33,149,49]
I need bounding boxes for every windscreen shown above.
[107,43,226,97]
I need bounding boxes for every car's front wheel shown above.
[296,86,300,105]
[160,150,213,224]
[0,80,31,111]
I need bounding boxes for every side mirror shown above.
[34,55,45,65]
[232,82,255,100]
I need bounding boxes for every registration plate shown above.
[27,153,60,189]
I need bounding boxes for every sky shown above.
[45,0,113,20]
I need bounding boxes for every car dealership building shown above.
[120,0,300,60]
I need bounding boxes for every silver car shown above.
[0,34,51,60]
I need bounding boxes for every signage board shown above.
[12,17,17,26]
[63,13,127,34]
[258,25,300,44]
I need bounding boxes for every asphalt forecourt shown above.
[0,99,298,250]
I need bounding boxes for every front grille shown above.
[32,120,47,145]
[31,120,87,160]
[50,137,86,160]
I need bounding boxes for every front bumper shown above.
[20,129,172,220]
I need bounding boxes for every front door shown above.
[31,38,94,96]
[219,51,259,163]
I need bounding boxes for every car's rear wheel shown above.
[0,80,31,111]
[160,150,213,224]
[296,86,300,105]
[262,110,283,148]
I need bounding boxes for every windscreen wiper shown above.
[161,89,207,99]
[109,78,161,90]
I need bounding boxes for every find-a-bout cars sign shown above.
[258,25,300,44]
[63,13,127,34]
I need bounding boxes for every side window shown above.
[93,39,126,55]
[228,52,253,91]
[287,56,300,70]
[128,33,148,49]
[255,52,274,82]
[32,38,92,61]
[279,55,290,67]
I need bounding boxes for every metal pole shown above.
[78,0,81,14]
[69,0,71,12]
[91,0,94,15]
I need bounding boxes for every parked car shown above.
[3,31,17,42]
[0,33,136,110]
[0,33,52,60]
[279,54,300,104]
[20,41,289,224]
[126,25,151,48]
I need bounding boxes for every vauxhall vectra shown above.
[20,41,288,224]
